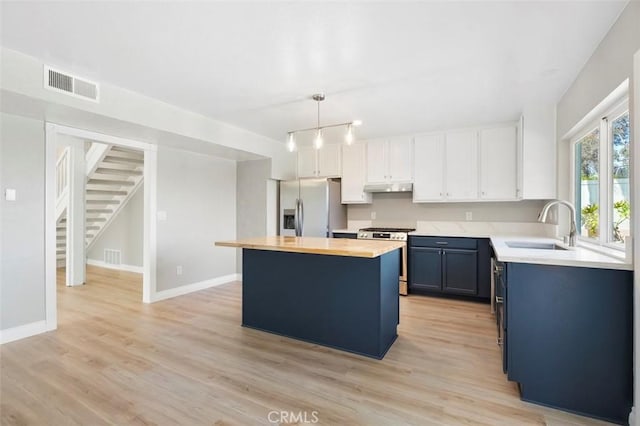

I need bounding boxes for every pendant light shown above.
[287,132,296,152]
[313,93,324,150]
[286,93,362,151]
[345,123,354,145]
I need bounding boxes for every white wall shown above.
[156,146,237,292]
[348,193,546,225]
[0,113,46,330]
[556,1,640,234]
[0,47,292,166]
[87,187,144,268]
[236,159,272,271]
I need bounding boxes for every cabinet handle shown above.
[482,191,486,196]
[439,192,443,196]
[495,296,503,304]
[497,337,503,346]
[436,241,448,245]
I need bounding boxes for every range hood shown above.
[363,183,413,193]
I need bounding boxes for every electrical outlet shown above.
[176,265,183,276]
[371,211,377,220]
[465,211,472,221]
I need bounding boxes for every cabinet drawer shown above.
[409,236,477,250]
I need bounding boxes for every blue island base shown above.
[242,248,400,359]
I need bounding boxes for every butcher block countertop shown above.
[215,236,404,258]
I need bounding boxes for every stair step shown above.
[88,178,135,186]
[103,156,144,165]
[96,160,141,170]
[87,208,114,214]
[86,189,128,196]
[108,146,144,157]
[87,199,121,205]
[86,225,100,230]
[86,217,107,222]
[57,242,65,247]
[95,167,143,176]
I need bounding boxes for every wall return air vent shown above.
[44,65,99,102]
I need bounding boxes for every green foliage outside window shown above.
[581,200,630,242]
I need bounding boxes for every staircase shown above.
[56,145,144,264]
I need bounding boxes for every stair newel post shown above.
[66,138,86,286]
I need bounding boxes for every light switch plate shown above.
[157,211,167,221]
[465,211,472,221]
[371,211,377,220]
[5,189,16,201]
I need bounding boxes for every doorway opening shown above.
[45,124,158,331]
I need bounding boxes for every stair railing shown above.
[55,146,71,221]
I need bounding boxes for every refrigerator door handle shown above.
[295,198,304,237]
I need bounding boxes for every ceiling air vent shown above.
[44,66,99,102]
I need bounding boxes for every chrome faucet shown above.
[538,200,577,247]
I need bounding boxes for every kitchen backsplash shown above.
[347,192,551,226]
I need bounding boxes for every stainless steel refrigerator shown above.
[279,178,347,237]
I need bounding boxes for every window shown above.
[575,128,600,239]
[611,111,630,243]
[572,100,630,248]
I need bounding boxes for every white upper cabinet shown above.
[341,143,372,204]
[297,147,317,178]
[444,130,478,200]
[479,126,518,200]
[519,105,557,199]
[413,133,445,201]
[387,138,413,182]
[297,144,342,178]
[365,140,387,183]
[366,138,413,184]
[318,144,341,177]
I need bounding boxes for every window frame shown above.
[570,98,630,250]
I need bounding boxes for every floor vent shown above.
[44,65,99,102]
[104,249,121,265]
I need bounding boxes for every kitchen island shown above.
[215,236,404,359]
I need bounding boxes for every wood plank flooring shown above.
[1,266,612,425]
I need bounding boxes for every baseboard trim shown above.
[0,320,50,344]
[87,259,143,274]
[151,273,240,303]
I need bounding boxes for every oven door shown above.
[399,243,408,295]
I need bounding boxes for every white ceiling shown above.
[0,1,627,144]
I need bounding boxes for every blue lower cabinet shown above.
[442,249,477,295]
[408,236,488,300]
[409,247,442,291]
[505,262,633,424]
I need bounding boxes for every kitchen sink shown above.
[505,241,568,250]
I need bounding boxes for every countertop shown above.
[490,236,632,271]
[215,236,404,258]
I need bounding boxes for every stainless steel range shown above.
[357,227,415,295]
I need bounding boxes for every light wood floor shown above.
[1,266,612,425]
